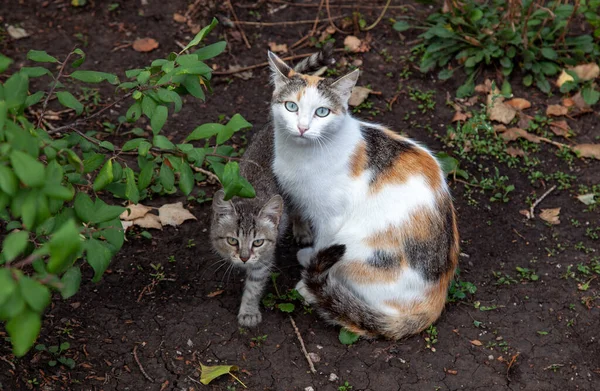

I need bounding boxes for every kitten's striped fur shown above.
[268,49,459,340]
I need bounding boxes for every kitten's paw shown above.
[292,220,313,246]
[297,247,315,268]
[238,311,262,327]
[295,280,317,304]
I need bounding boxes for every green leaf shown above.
[153,135,175,150]
[277,303,295,313]
[124,167,140,203]
[122,138,145,152]
[47,219,82,274]
[25,91,45,107]
[70,70,119,85]
[456,78,475,98]
[0,269,17,306]
[91,199,126,224]
[138,162,154,190]
[126,102,142,122]
[0,165,18,195]
[10,150,45,187]
[65,149,84,172]
[56,91,83,115]
[181,18,219,53]
[0,101,6,132]
[220,162,243,200]
[536,77,551,94]
[84,238,113,282]
[501,80,512,97]
[60,266,81,299]
[70,48,86,68]
[540,47,558,60]
[151,105,168,135]
[19,276,51,313]
[186,123,224,141]
[339,327,360,345]
[582,86,600,106]
[2,230,29,263]
[20,67,51,78]
[199,363,240,386]
[157,88,183,112]
[182,75,205,100]
[159,163,175,191]
[179,163,194,195]
[27,50,58,63]
[21,192,38,230]
[523,74,533,87]
[43,184,74,201]
[438,68,454,80]
[83,153,106,173]
[93,159,114,191]
[393,21,411,32]
[74,192,95,223]
[4,72,29,110]
[138,141,152,157]
[194,41,227,60]
[6,309,41,357]
[225,114,252,133]
[0,289,25,320]
[0,54,13,72]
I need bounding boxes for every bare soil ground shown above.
[1,1,599,390]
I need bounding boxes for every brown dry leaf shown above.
[133,213,162,230]
[571,91,592,111]
[344,36,362,52]
[549,120,571,137]
[573,144,600,160]
[475,79,493,94]
[572,63,600,81]
[539,208,561,225]
[121,220,134,231]
[465,95,479,107]
[470,340,483,346]
[268,42,288,53]
[505,98,532,110]
[501,127,541,143]
[493,124,507,133]
[487,94,517,124]
[519,209,532,219]
[133,37,159,52]
[158,202,197,227]
[7,25,29,40]
[506,147,526,157]
[577,193,596,206]
[349,86,372,107]
[173,13,187,23]
[120,204,153,221]
[546,104,568,117]
[206,289,224,298]
[556,70,574,87]
[562,97,575,108]
[452,111,471,123]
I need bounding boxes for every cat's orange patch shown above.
[349,141,368,177]
[299,74,323,86]
[287,68,297,78]
[365,208,439,249]
[341,260,404,284]
[371,147,442,193]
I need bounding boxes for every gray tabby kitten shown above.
[210,45,333,327]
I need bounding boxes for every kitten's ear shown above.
[259,195,284,226]
[331,69,360,103]
[212,190,236,216]
[268,51,293,89]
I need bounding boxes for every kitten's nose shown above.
[297,125,308,136]
[240,256,250,263]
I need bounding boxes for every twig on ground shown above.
[234,16,343,27]
[291,0,325,49]
[529,185,557,219]
[289,316,316,374]
[513,228,528,242]
[268,0,411,9]
[36,49,76,129]
[133,344,155,383]
[187,376,203,386]
[362,0,392,31]
[227,0,251,49]
[0,356,16,371]
[506,352,520,380]
[325,0,350,34]
[192,166,220,184]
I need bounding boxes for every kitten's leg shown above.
[292,214,313,246]
[238,264,271,327]
[296,247,315,268]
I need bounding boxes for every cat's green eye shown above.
[226,237,239,246]
[315,107,330,117]
[252,239,265,247]
[284,101,298,112]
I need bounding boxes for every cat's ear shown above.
[259,195,284,226]
[331,69,360,103]
[268,51,293,89]
[212,190,236,216]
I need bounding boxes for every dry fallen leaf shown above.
[206,289,225,298]
[227,65,253,80]
[572,63,600,81]
[7,25,29,40]
[539,208,561,225]
[349,86,372,107]
[577,193,596,206]
[573,144,600,160]
[493,124,507,133]
[487,94,517,124]
[506,147,526,157]
[556,70,574,87]
[505,98,532,110]
[519,209,532,219]
[173,13,187,23]
[546,104,568,117]
[470,340,483,346]
[268,42,288,53]
[452,111,470,123]
[571,91,593,111]
[121,220,134,231]
[133,37,159,52]
[132,213,163,230]
[475,79,493,94]
[500,127,541,143]
[158,202,197,227]
[344,36,362,53]
[120,204,153,221]
[549,120,571,137]
[562,97,575,108]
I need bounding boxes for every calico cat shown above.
[210,47,333,327]
[267,51,459,339]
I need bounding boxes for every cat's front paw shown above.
[238,310,262,327]
[297,247,315,268]
[295,280,317,304]
[293,219,313,246]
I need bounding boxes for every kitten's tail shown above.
[293,42,335,74]
[302,245,438,340]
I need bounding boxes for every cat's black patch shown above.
[366,250,399,269]
[360,126,413,183]
[307,244,346,274]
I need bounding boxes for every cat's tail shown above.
[293,42,335,74]
[302,245,440,340]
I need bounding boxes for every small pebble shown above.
[308,352,321,363]
[488,355,494,360]
[304,387,315,391]
[329,373,339,382]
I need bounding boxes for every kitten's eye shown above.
[252,239,265,247]
[226,237,239,246]
[315,107,330,117]
[284,101,298,112]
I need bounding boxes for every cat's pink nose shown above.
[298,126,308,136]
[240,256,250,263]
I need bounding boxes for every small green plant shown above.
[186,238,196,248]
[339,327,360,345]
[516,267,539,282]
[35,342,75,369]
[261,273,305,314]
[250,334,267,347]
[493,271,517,285]
[424,324,438,351]
[338,381,353,391]
[108,3,120,12]
[408,87,436,113]
[167,255,176,263]
[447,268,477,302]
